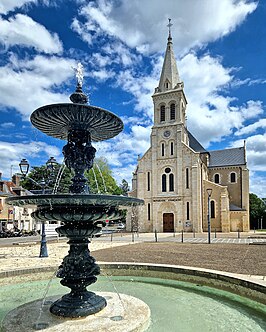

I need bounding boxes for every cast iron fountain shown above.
[6,63,143,319]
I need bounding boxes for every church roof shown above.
[208,147,246,167]
[230,204,246,211]
[188,131,207,153]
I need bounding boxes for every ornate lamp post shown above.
[206,188,212,244]
[19,157,58,257]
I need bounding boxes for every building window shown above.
[161,143,165,156]
[148,203,151,220]
[230,172,236,183]
[165,82,169,89]
[211,200,215,218]
[214,174,220,184]
[162,174,167,192]
[147,172,150,191]
[169,173,174,191]
[186,168,189,189]
[170,142,174,155]
[170,103,176,120]
[165,167,171,173]
[186,202,190,220]
[160,105,165,122]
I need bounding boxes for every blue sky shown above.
[0,0,265,197]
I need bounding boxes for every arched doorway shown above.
[163,213,174,232]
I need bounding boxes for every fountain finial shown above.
[70,62,88,104]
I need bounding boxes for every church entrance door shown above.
[163,213,174,232]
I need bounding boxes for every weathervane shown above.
[73,62,84,87]
[167,18,173,38]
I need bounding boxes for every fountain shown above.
[2,64,266,332]
[5,63,148,330]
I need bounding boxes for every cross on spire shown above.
[167,18,173,39]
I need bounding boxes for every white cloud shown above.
[0,0,36,14]
[0,122,15,128]
[73,0,257,55]
[0,140,61,179]
[236,118,266,136]
[0,14,63,54]
[249,171,266,198]
[231,134,266,172]
[0,55,76,119]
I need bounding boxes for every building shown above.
[129,27,249,233]
[0,173,35,232]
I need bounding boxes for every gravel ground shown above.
[93,242,266,276]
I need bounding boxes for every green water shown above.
[0,275,265,332]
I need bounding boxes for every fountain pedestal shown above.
[50,224,106,317]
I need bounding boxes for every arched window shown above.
[147,172,150,191]
[161,143,165,157]
[186,168,189,189]
[160,105,165,122]
[170,142,174,155]
[230,172,236,183]
[214,174,220,184]
[147,203,151,220]
[170,103,176,120]
[162,174,167,192]
[165,82,169,89]
[187,202,190,220]
[169,173,174,191]
[211,200,215,218]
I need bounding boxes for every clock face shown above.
[163,130,171,138]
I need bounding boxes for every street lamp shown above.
[206,188,212,244]
[19,157,57,257]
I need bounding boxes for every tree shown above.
[20,164,72,193]
[86,157,123,195]
[249,193,266,229]
[21,157,123,195]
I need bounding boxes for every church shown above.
[129,25,249,233]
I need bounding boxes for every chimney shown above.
[12,173,22,186]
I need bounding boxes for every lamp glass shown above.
[206,188,212,197]
[19,159,29,176]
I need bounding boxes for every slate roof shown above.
[188,131,207,153]
[230,204,246,211]
[209,147,245,167]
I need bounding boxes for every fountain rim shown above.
[6,193,144,207]
[0,262,265,306]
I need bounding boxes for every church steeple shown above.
[156,19,181,93]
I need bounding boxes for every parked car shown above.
[117,223,125,229]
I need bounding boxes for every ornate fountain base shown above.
[50,222,107,318]
[50,291,106,318]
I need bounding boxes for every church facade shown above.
[129,29,249,233]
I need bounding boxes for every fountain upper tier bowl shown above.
[30,103,124,141]
[7,194,143,224]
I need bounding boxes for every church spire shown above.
[156,18,181,93]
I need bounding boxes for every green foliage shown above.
[20,157,123,196]
[87,157,123,195]
[20,164,72,193]
[249,193,266,221]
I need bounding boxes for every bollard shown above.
[155,229,158,242]
[254,227,256,233]
[111,232,113,242]
[237,229,240,239]
[181,230,184,243]
[132,231,135,243]
[193,228,195,238]
[214,228,216,239]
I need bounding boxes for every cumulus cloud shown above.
[0,0,36,14]
[236,118,266,136]
[0,140,61,178]
[73,0,257,55]
[0,14,63,54]
[0,55,76,119]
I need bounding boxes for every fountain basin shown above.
[0,264,265,332]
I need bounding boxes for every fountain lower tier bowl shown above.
[6,194,143,224]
